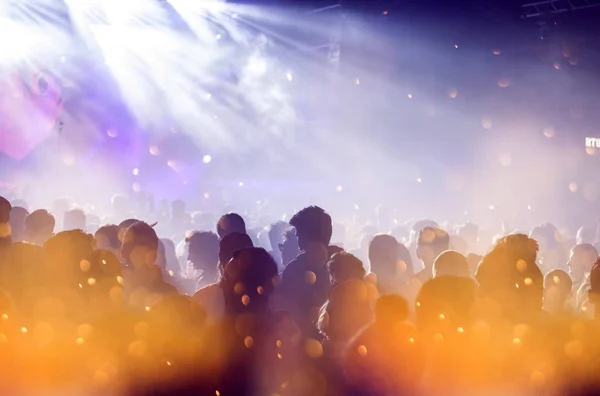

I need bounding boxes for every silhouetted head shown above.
[289,206,332,251]
[415,276,477,336]
[187,231,219,276]
[94,224,120,254]
[221,247,279,315]
[268,221,288,253]
[374,294,409,327]
[111,194,129,215]
[218,232,254,272]
[216,212,246,239]
[280,227,299,267]
[576,226,596,245]
[318,280,374,343]
[0,196,11,224]
[568,243,598,284]
[121,221,159,269]
[43,230,95,285]
[327,251,365,285]
[63,209,86,231]
[118,218,140,242]
[587,259,600,312]
[369,234,400,276]
[417,227,450,269]
[475,234,543,317]
[544,269,572,314]
[25,209,55,245]
[433,250,470,278]
[529,223,559,251]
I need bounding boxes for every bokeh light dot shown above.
[149,146,160,156]
[569,182,578,192]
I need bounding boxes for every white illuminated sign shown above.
[586,137,600,148]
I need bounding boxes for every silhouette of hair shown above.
[433,250,470,278]
[25,209,55,234]
[475,234,543,312]
[121,221,159,264]
[318,280,373,342]
[415,276,477,333]
[529,223,560,248]
[187,231,219,271]
[118,218,139,231]
[63,209,86,231]
[573,243,598,261]
[589,259,600,294]
[216,213,247,239]
[544,269,572,295]
[218,232,254,270]
[43,230,95,284]
[0,196,11,223]
[418,227,450,250]
[369,234,414,277]
[268,221,288,252]
[411,219,439,235]
[221,247,278,314]
[327,251,365,284]
[374,294,409,325]
[94,224,120,251]
[289,206,332,246]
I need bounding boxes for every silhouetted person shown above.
[120,221,177,309]
[43,229,95,287]
[530,222,566,272]
[159,238,181,275]
[415,275,479,388]
[63,208,86,231]
[414,227,450,284]
[279,227,299,269]
[268,221,288,269]
[345,294,425,396]
[94,224,120,257]
[476,234,544,323]
[193,232,254,323]
[118,218,140,242]
[326,251,365,285]
[433,250,470,278]
[9,206,28,242]
[368,234,413,295]
[24,209,55,246]
[318,280,374,359]
[218,232,254,268]
[544,269,573,316]
[217,212,246,239]
[587,260,600,320]
[577,226,596,245]
[568,243,598,291]
[215,247,301,395]
[187,231,220,291]
[278,206,333,337]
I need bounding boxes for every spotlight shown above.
[203,155,212,164]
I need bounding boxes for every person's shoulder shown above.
[193,283,220,300]
[282,254,306,273]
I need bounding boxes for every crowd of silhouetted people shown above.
[2,193,600,395]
